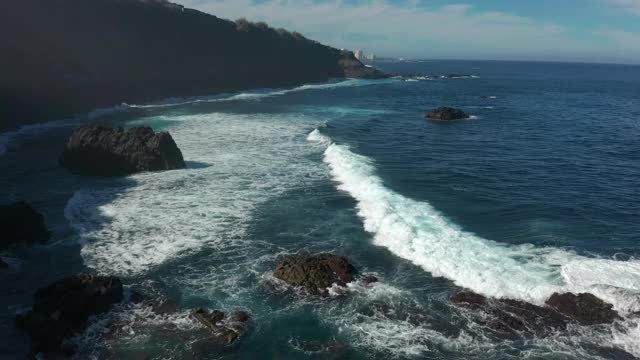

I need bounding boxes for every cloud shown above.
[173,0,640,62]
[604,0,640,16]
[594,27,640,48]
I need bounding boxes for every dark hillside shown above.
[0,0,384,132]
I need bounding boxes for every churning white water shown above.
[308,129,640,313]
[65,111,327,276]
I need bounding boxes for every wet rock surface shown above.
[190,308,251,346]
[545,292,620,323]
[273,254,355,294]
[16,274,124,354]
[141,297,180,315]
[426,107,470,121]
[450,290,621,336]
[0,201,50,248]
[60,125,185,176]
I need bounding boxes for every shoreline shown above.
[0,77,386,156]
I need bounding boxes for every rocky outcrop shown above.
[16,274,124,354]
[450,290,620,336]
[545,292,620,323]
[426,107,470,121]
[0,0,386,133]
[190,308,251,346]
[0,202,50,248]
[273,254,355,294]
[60,125,185,176]
[338,51,388,79]
[450,291,567,336]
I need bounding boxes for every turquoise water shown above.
[1,61,640,359]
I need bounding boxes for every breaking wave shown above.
[307,128,640,314]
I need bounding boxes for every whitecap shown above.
[309,129,640,311]
[66,112,328,276]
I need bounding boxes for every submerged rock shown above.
[426,107,470,121]
[546,292,620,323]
[450,290,620,336]
[296,340,346,358]
[190,308,251,346]
[60,125,185,176]
[449,291,487,308]
[0,201,50,248]
[16,274,124,354]
[144,298,180,315]
[360,275,379,285]
[450,291,566,336]
[273,254,355,294]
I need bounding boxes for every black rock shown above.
[447,74,471,78]
[0,202,50,248]
[0,258,8,269]
[451,291,567,336]
[142,298,180,315]
[450,290,620,336]
[450,290,487,308]
[273,254,355,294]
[545,292,620,324]
[190,308,251,345]
[16,274,124,354]
[426,107,470,121]
[60,125,186,176]
[360,275,378,285]
[228,311,251,323]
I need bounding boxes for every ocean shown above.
[1,60,639,359]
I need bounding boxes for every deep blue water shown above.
[1,60,640,359]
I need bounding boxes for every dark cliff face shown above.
[0,0,383,132]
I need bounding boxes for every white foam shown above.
[309,129,640,313]
[306,128,332,146]
[127,78,397,109]
[65,113,328,276]
[87,103,131,119]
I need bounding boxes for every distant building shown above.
[366,53,376,61]
[354,49,364,60]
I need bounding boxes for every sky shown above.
[174,0,640,64]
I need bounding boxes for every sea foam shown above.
[308,128,640,313]
[65,112,328,276]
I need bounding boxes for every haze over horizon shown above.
[176,0,640,65]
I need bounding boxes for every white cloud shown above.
[594,27,640,48]
[604,0,640,16]
[174,0,640,62]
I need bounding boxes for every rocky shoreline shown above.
[0,0,385,133]
[12,252,636,358]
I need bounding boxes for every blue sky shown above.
[176,0,640,64]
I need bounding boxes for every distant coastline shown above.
[0,0,383,133]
